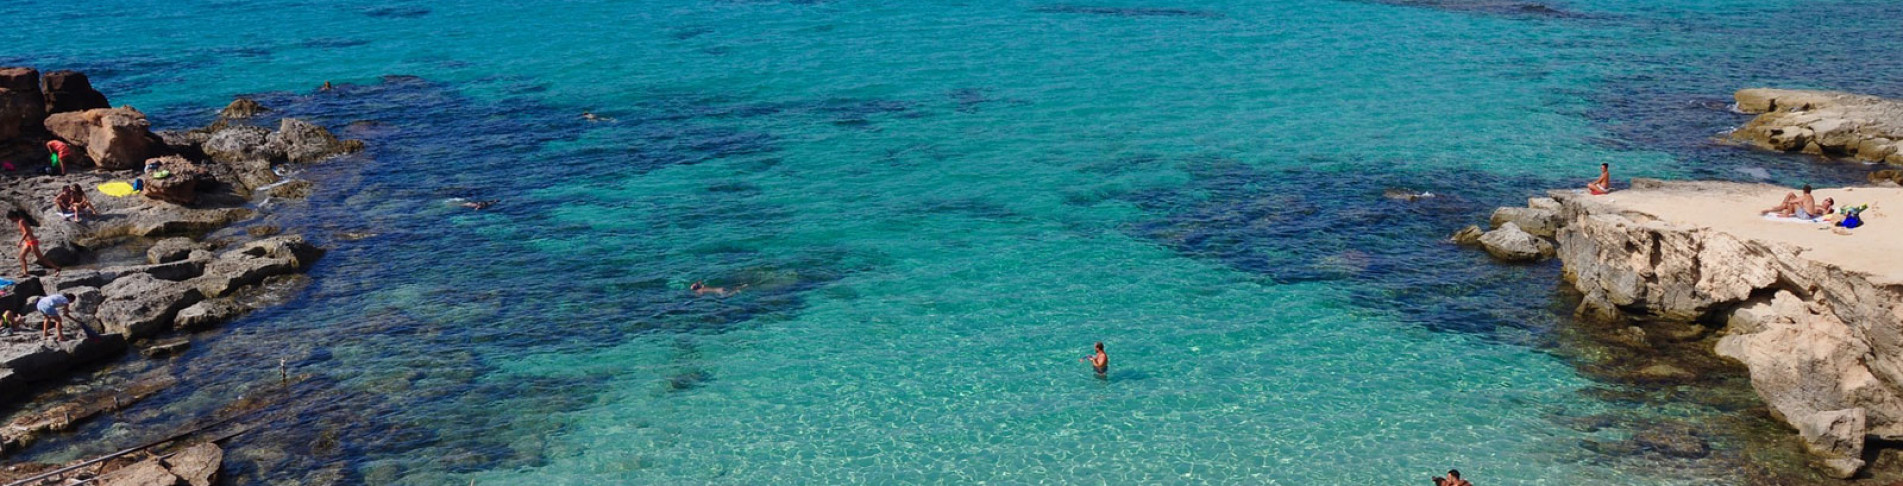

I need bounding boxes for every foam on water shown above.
[4,0,1901,483]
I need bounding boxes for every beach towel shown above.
[1763,214,1823,224]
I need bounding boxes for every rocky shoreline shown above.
[1,66,359,482]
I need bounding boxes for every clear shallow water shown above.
[3,0,1901,483]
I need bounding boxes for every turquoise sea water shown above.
[5,0,1903,483]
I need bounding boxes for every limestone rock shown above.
[95,273,206,339]
[147,237,204,265]
[1477,222,1554,262]
[217,98,267,119]
[139,155,211,205]
[174,298,246,331]
[43,107,155,170]
[201,125,282,164]
[41,70,110,115]
[140,339,191,358]
[266,118,362,163]
[165,442,222,486]
[1730,88,1903,162]
[1796,408,1867,479]
[1527,196,1562,212]
[0,66,45,140]
[1450,225,1484,245]
[102,457,181,486]
[1490,206,1561,237]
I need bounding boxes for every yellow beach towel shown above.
[98,181,137,197]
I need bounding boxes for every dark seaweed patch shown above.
[1359,0,1589,19]
[362,6,431,18]
[301,37,372,49]
[1032,5,1225,18]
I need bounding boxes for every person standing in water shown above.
[1082,342,1108,377]
[1587,163,1612,195]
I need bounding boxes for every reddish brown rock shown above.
[0,67,45,140]
[42,70,110,115]
[44,107,155,170]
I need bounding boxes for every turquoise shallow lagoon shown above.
[4,0,1902,483]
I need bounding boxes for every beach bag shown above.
[1841,213,1863,229]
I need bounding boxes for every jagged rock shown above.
[1477,222,1554,262]
[41,70,110,115]
[43,107,155,170]
[217,98,267,119]
[0,333,128,403]
[247,225,281,237]
[1731,88,1903,163]
[95,273,205,339]
[1796,408,1867,479]
[140,339,190,358]
[174,298,245,331]
[266,118,362,163]
[165,442,222,486]
[138,155,209,205]
[201,125,282,164]
[193,256,296,299]
[147,237,203,264]
[1491,206,1561,237]
[124,258,207,282]
[232,234,324,267]
[1449,225,1485,245]
[0,67,45,140]
[102,457,181,486]
[267,179,314,199]
[1528,196,1562,212]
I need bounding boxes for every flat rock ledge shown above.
[1732,88,1903,165]
[1474,179,1903,478]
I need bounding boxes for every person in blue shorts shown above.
[35,293,71,342]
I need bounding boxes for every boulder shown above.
[193,256,298,298]
[101,457,180,486]
[140,155,210,205]
[1730,88,1903,163]
[1490,206,1561,237]
[1527,197,1562,212]
[140,339,191,358]
[0,66,45,140]
[174,298,245,331]
[165,442,223,486]
[231,234,325,267]
[1796,408,1867,479]
[266,118,362,163]
[43,107,155,170]
[147,237,203,265]
[1449,225,1485,246]
[1477,223,1554,262]
[201,125,282,164]
[217,98,267,119]
[41,70,110,115]
[95,273,205,339]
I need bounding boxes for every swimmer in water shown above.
[320,81,334,92]
[689,281,746,297]
[460,199,498,210]
[1081,342,1108,378]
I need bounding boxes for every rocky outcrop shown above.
[44,107,156,170]
[1732,88,1903,164]
[201,125,280,164]
[41,70,110,115]
[139,155,211,205]
[1539,180,1903,478]
[97,442,222,486]
[0,67,45,140]
[267,118,362,163]
[217,98,267,119]
[1477,222,1554,262]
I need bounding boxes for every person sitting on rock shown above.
[1762,185,1834,219]
[67,184,98,220]
[7,209,60,277]
[34,293,72,343]
[53,186,78,220]
[45,140,75,176]
[1587,163,1612,195]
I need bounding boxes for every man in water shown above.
[1762,184,1833,219]
[1433,469,1472,486]
[690,281,745,297]
[34,293,72,342]
[1082,342,1108,377]
[1587,163,1611,195]
[460,199,498,210]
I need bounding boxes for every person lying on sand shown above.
[1762,185,1833,219]
[1587,163,1612,195]
[689,281,746,297]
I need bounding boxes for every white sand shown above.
[1583,183,1903,284]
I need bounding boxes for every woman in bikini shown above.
[7,209,60,277]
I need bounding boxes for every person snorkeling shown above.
[689,281,746,297]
